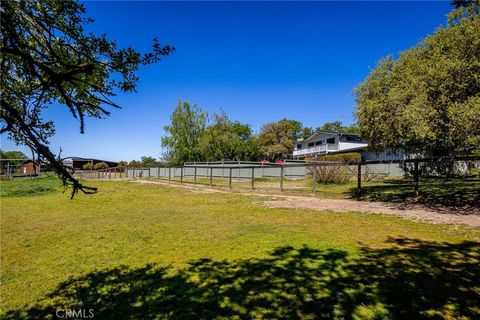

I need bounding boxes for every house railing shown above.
[293,142,369,156]
[293,145,327,156]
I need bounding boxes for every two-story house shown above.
[293,131,406,161]
[293,132,368,159]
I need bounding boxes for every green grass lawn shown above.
[1,177,479,319]
[354,177,480,210]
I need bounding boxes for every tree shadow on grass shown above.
[4,238,480,319]
[349,178,480,214]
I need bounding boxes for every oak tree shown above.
[1,0,174,197]
[355,2,479,156]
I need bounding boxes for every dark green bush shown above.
[94,162,108,170]
[83,162,94,170]
[317,152,361,163]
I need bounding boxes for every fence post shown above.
[109,168,112,179]
[357,162,362,195]
[168,167,171,181]
[148,167,151,178]
[209,167,213,186]
[280,165,284,192]
[229,167,232,188]
[414,161,420,196]
[194,167,197,184]
[238,160,241,181]
[251,167,255,190]
[180,166,184,183]
[312,163,316,193]
[157,167,160,179]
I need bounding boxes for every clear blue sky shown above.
[1,1,453,161]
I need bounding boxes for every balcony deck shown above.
[293,142,368,157]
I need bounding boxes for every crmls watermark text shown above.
[56,309,94,319]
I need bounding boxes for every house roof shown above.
[299,131,360,143]
[63,157,118,163]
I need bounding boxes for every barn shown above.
[21,160,41,174]
[62,157,118,170]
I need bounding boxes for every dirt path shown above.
[134,179,480,227]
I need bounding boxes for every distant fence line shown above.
[75,156,480,195]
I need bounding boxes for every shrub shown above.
[317,152,361,163]
[469,168,480,177]
[363,166,383,182]
[82,162,94,170]
[313,165,353,184]
[94,162,108,170]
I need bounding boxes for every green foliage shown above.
[82,162,94,170]
[140,156,158,166]
[318,152,361,163]
[470,168,480,176]
[300,127,313,139]
[197,111,256,161]
[256,119,304,160]
[94,162,108,170]
[0,0,173,196]
[162,105,256,163]
[0,150,28,160]
[118,161,128,167]
[315,121,359,134]
[0,150,28,171]
[128,160,141,168]
[161,101,206,164]
[355,2,480,156]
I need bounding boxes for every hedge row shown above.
[316,152,361,163]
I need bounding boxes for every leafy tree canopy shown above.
[118,161,128,167]
[94,162,108,170]
[161,101,206,165]
[141,156,159,166]
[0,0,173,197]
[128,160,141,168]
[355,2,480,156]
[256,119,305,161]
[197,111,256,162]
[82,162,93,170]
[0,150,28,160]
[315,121,359,134]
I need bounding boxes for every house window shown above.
[345,135,359,142]
[296,144,302,149]
[315,141,322,146]
[327,138,335,144]
[308,142,314,147]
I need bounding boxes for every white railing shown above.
[293,142,368,157]
[293,145,327,156]
[338,142,368,150]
